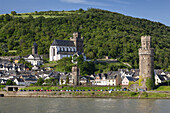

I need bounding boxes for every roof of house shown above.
[15,78,25,82]
[51,39,75,47]
[126,76,136,82]
[157,75,166,81]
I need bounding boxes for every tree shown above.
[6,80,13,85]
[56,57,73,72]
[66,76,69,85]
[11,11,17,15]
[36,78,44,86]
[61,78,64,85]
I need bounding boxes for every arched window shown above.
[68,48,70,51]
[70,48,73,52]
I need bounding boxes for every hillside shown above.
[0,8,169,70]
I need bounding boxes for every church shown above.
[49,32,84,61]
[23,42,43,66]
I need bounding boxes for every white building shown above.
[24,54,43,66]
[49,32,84,61]
[23,42,43,66]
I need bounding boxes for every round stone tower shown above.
[139,36,154,90]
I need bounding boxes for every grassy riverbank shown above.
[21,86,121,91]
[2,91,170,99]
[156,86,170,91]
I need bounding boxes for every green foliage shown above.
[156,86,170,91]
[95,62,130,74]
[139,76,143,87]
[45,77,58,86]
[11,11,17,15]
[142,92,148,97]
[146,77,154,90]
[56,57,73,72]
[0,8,169,69]
[35,78,44,86]
[18,58,32,70]
[130,92,138,96]
[0,85,5,88]
[6,80,16,85]
[66,76,69,84]
[128,81,138,88]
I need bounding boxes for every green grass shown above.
[156,86,170,91]
[21,86,59,90]
[8,50,17,53]
[61,86,121,91]
[21,86,121,91]
[14,15,65,18]
[0,85,5,91]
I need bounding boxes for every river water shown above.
[0,98,170,113]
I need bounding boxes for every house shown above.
[59,74,72,85]
[107,71,121,86]
[122,76,137,86]
[19,75,37,86]
[94,74,108,86]
[14,78,25,86]
[79,76,94,85]
[0,79,7,85]
[23,54,43,66]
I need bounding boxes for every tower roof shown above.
[51,39,75,47]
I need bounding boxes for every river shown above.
[0,98,170,113]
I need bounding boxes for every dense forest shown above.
[0,8,169,70]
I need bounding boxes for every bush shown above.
[146,77,154,90]
[130,92,137,96]
[142,92,148,97]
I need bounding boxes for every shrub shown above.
[146,77,154,90]
[142,92,148,97]
[130,92,137,96]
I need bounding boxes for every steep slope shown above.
[0,8,169,69]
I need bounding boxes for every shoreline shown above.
[1,91,170,99]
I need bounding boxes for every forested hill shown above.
[0,8,169,70]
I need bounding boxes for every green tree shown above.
[11,11,17,15]
[6,80,13,85]
[66,76,69,85]
[36,78,44,86]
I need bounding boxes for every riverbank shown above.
[1,91,170,99]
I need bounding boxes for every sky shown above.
[0,0,170,26]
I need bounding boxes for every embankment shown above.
[1,91,170,99]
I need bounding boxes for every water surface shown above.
[0,98,169,113]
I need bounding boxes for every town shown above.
[0,32,170,92]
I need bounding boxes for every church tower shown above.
[139,36,154,90]
[32,42,38,55]
[72,66,80,86]
[70,32,84,53]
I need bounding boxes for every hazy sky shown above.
[0,0,170,26]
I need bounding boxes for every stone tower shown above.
[72,66,80,86]
[32,42,38,55]
[70,32,84,53]
[139,36,154,90]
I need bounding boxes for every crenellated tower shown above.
[139,36,154,90]
[70,32,84,53]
